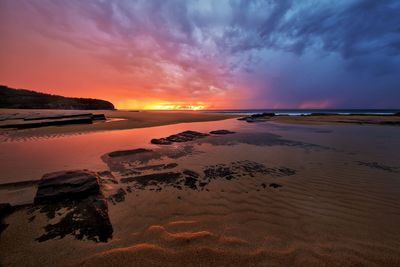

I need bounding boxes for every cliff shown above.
[0,85,115,110]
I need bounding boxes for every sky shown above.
[0,0,399,110]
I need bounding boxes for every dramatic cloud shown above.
[0,0,399,108]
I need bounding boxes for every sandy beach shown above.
[0,109,237,141]
[1,113,400,266]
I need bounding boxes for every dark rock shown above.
[269,183,282,188]
[151,138,172,145]
[24,113,93,121]
[183,170,199,190]
[0,203,12,217]
[134,163,178,171]
[151,130,209,145]
[203,161,296,182]
[135,164,166,171]
[277,167,297,176]
[183,170,200,178]
[98,171,118,184]
[34,170,101,204]
[33,170,113,242]
[91,114,106,120]
[108,148,152,158]
[204,165,236,180]
[164,163,179,169]
[261,183,267,188]
[184,176,198,190]
[0,116,94,129]
[0,203,13,235]
[108,188,126,204]
[357,161,399,173]
[237,113,275,123]
[209,130,236,135]
[36,195,113,243]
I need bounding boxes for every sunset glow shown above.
[141,102,207,111]
[0,1,399,109]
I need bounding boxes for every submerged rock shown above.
[134,163,178,171]
[120,172,182,186]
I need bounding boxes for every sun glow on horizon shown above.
[145,102,207,111]
[116,100,208,110]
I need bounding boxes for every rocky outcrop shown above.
[151,130,209,145]
[34,170,113,243]
[0,113,107,129]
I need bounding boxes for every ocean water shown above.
[203,109,400,116]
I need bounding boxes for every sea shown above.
[203,109,400,116]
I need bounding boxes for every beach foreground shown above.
[0,114,400,266]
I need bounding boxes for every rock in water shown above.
[108,148,152,158]
[151,130,209,145]
[34,170,100,204]
[150,138,172,145]
[209,130,236,135]
[34,170,113,242]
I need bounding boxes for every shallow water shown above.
[1,119,400,266]
[0,118,399,184]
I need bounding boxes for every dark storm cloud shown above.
[1,0,399,108]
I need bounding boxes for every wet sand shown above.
[271,114,400,126]
[1,118,400,266]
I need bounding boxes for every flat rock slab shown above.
[108,148,152,158]
[209,130,236,135]
[34,170,100,204]
[151,130,209,145]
